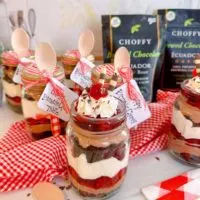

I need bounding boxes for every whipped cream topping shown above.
[186,76,200,93]
[77,90,118,118]
[172,107,200,139]
[3,80,22,97]
[67,143,129,180]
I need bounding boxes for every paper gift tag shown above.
[70,57,95,88]
[113,79,151,129]
[38,78,78,121]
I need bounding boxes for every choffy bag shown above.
[102,15,165,102]
[158,9,200,90]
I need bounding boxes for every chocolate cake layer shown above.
[70,134,127,163]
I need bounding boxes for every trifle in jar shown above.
[21,64,67,140]
[61,50,95,94]
[66,82,130,198]
[1,51,22,113]
[169,76,200,165]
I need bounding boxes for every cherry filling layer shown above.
[170,125,200,163]
[73,114,124,132]
[6,94,21,104]
[68,165,127,190]
[26,117,51,126]
[171,125,200,145]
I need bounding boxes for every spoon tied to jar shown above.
[35,42,70,114]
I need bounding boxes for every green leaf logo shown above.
[131,24,141,34]
[184,18,194,27]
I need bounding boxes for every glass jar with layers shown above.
[21,64,67,140]
[1,51,22,113]
[66,100,130,199]
[169,78,200,165]
[61,50,95,94]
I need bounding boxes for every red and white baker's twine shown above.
[70,50,91,74]
[21,65,68,136]
[1,51,32,67]
[118,66,146,108]
[0,90,178,192]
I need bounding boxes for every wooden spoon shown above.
[35,42,57,74]
[11,28,29,58]
[114,47,130,73]
[78,29,95,58]
[32,182,65,200]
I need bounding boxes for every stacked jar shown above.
[21,63,67,140]
[1,51,22,113]
[61,50,95,95]
[169,77,200,165]
[66,98,130,198]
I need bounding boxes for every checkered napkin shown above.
[0,90,178,192]
[142,168,200,200]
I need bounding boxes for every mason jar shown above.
[169,79,200,165]
[66,99,130,198]
[61,50,95,95]
[21,64,67,140]
[1,51,22,113]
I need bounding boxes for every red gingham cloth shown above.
[142,168,200,200]
[0,90,178,192]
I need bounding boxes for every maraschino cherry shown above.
[89,83,108,100]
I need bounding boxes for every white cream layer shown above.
[67,144,129,180]
[172,108,200,139]
[3,80,21,97]
[22,98,48,119]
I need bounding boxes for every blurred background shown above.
[0,0,200,56]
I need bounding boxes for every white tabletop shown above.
[0,101,194,200]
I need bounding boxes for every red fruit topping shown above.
[26,117,50,126]
[89,83,108,100]
[68,165,127,190]
[6,95,21,103]
[192,68,197,77]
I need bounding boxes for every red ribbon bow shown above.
[73,51,91,74]
[118,66,138,101]
[118,66,146,108]
[26,70,70,114]
[2,51,32,67]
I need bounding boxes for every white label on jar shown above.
[38,78,78,121]
[13,64,23,84]
[70,57,95,88]
[113,79,151,129]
